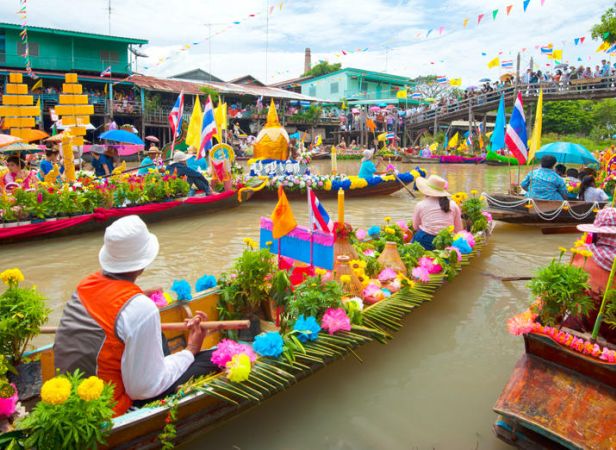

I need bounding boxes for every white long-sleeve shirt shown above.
[116,294,194,400]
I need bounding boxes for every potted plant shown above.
[0,268,49,399]
[267,270,292,325]
[286,275,343,323]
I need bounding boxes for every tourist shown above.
[565,168,580,183]
[186,146,208,172]
[412,175,463,251]
[54,216,218,416]
[90,145,114,177]
[578,176,609,203]
[2,155,36,190]
[167,151,212,195]
[38,147,64,179]
[555,164,567,177]
[137,146,161,176]
[520,155,568,200]
[358,149,385,179]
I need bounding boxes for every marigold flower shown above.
[340,275,351,284]
[242,238,258,249]
[77,376,104,401]
[384,216,392,223]
[41,377,71,405]
[315,268,327,276]
[384,226,395,235]
[0,268,24,287]
[470,189,478,196]
[226,353,252,382]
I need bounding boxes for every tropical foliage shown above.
[303,61,341,77]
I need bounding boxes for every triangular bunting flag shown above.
[580,36,585,44]
[492,9,499,20]
[523,0,530,11]
[478,13,484,24]
[541,0,545,5]
[463,18,469,27]
[427,29,433,37]
[574,38,579,45]
[506,4,513,15]
[438,26,445,35]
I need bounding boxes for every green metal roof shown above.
[299,67,412,85]
[0,23,148,45]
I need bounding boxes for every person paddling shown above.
[54,216,218,416]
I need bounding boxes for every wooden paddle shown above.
[39,319,250,334]
[481,272,532,282]
[394,173,416,198]
[98,158,174,179]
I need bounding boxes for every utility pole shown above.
[514,52,521,98]
[265,0,270,83]
[384,47,391,73]
[107,0,111,34]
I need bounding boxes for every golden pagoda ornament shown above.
[253,99,289,160]
[0,73,39,139]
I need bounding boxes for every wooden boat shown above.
[251,179,405,201]
[401,155,440,164]
[485,193,604,225]
[9,233,492,449]
[310,152,331,160]
[493,331,616,449]
[0,190,254,245]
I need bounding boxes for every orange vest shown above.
[77,273,143,416]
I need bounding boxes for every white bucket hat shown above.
[361,149,374,162]
[99,216,159,273]
[173,150,190,164]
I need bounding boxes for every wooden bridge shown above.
[403,77,616,144]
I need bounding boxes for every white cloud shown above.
[1,0,613,85]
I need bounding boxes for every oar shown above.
[394,173,416,198]
[39,319,250,334]
[481,272,532,282]
[98,158,174,179]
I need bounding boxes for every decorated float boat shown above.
[493,239,616,449]
[401,155,485,165]
[401,155,440,164]
[0,190,493,449]
[485,151,520,166]
[484,193,605,226]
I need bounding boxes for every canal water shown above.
[1,161,574,449]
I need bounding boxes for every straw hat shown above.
[147,146,160,154]
[577,208,616,234]
[172,151,190,164]
[361,149,374,162]
[187,145,197,155]
[99,216,159,273]
[416,175,450,197]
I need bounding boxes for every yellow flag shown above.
[487,57,500,69]
[549,49,563,60]
[185,96,203,149]
[527,89,543,164]
[396,89,407,99]
[448,132,459,148]
[271,185,297,239]
[31,79,43,91]
[463,18,469,27]
[478,133,484,150]
[596,41,610,52]
[377,132,387,142]
[449,78,462,87]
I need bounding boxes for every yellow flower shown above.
[580,249,593,259]
[446,225,454,233]
[384,216,392,223]
[0,268,24,286]
[479,195,486,202]
[265,241,273,247]
[163,292,174,304]
[470,189,478,196]
[340,275,351,284]
[357,274,368,285]
[562,204,570,211]
[41,377,71,405]
[384,226,395,235]
[77,376,104,401]
[559,247,567,253]
[315,268,327,276]
[593,208,600,213]
[226,353,251,382]
[242,238,258,249]
[524,202,533,209]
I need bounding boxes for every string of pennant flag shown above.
[16,0,38,79]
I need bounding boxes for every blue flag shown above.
[491,94,506,152]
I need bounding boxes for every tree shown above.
[303,61,341,77]
[591,3,616,44]
[542,100,594,135]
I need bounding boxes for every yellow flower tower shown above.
[0,73,39,140]
[55,73,94,182]
[253,99,289,161]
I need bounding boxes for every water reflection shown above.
[1,162,573,449]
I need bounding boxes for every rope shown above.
[482,192,600,222]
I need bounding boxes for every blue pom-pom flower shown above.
[293,315,321,343]
[368,225,381,237]
[253,331,284,358]
[195,274,217,292]
[171,279,193,300]
[452,237,472,254]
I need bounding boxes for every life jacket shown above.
[54,272,143,416]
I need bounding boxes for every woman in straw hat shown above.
[137,145,161,176]
[412,174,463,250]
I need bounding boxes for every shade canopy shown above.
[535,142,598,165]
[0,134,23,148]
[99,130,144,145]
[0,142,41,154]
[13,129,49,143]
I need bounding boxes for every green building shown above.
[0,23,148,75]
[298,67,412,105]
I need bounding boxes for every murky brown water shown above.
[1,161,573,449]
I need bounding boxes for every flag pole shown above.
[308,187,314,267]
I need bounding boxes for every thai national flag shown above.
[501,60,513,68]
[198,95,218,158]
[168,91,184,139]
[99,66,112,77]
[308,188,333,233]
[386,132,396,140]
[540,45,553,54]
[436,76,448,84]
[411,92,422,99]
[505,92,528,164]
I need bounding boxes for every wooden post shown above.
[433,111,438,138]
[514,52,521,99]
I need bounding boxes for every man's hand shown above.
[185,311,208,356]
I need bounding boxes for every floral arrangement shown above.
[211,339,257,369]
[320,307,351,335]
[17,371,114,450]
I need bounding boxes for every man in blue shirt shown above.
[166,151,212,195]
[38,148,64,180]
[520,155,568,201]
[90,145,114,177]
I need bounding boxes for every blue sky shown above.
[1,0,613,84]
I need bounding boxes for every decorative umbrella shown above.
[500,73,515,81]
[44,132,90,143]
[145,135,160,143]
[554,63,569,69]
[535,142,598,165]
[479,78,491,83]
[0,142,42,154]
[0,134,23,148]
[120,124,139,133]
[14,129,49,143]
[369,106,381,112]
[99,130,144,145]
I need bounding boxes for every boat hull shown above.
[251,180,404,201]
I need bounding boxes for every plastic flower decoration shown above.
[171,279,193,301]
[293,315,321,343]
[211,339,257,368]
[384,216,392,223]
[396,220,409,231]
[321,307,352,335]
[452,237,472,254]
[418,257,442,274]
[342,296,364,311]
[454,230,475,248]
[226,353,252,382]
[412,266,431,283]
[77,376,105,401]
[340,275,351,284]
[355,228,367,241]
[149,291,168,308]
[367,225,381,238]
[195,274,217,292]
[363,248,376,257]
[163,292,174,304]
[378,267,398,282]
[446,246,463,262]
[252,332,284,358]
[41,376,72,405]
[0,268,24,287]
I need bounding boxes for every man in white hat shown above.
[166,150,212,195]
[54,216,216,416]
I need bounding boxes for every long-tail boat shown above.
[249,179,406,201]
[4,229,492,449]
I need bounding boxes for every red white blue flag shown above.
[99,66,112,77]
[505,92,528,164]
[436,76,448,84]
[308,188,332,233]
[198,95,217,158]
[168,91,184,139]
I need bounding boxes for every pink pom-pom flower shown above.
[363,249,376,257]
[412,266,430,282]
[321,307,351,335]
[446,246,463,262]
[355,228,367,241]
[149,290,168,308]
[378,267,397,282]
[396,220,409,231]
[418,257,442,274]
[211,339,257,368]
